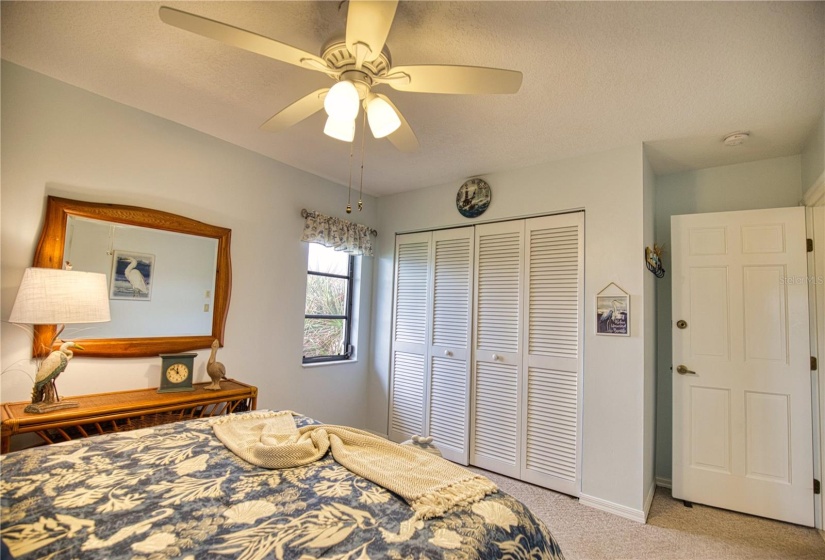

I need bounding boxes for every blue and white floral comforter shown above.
[1,411,564,559]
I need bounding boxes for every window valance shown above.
[300,209,376,256]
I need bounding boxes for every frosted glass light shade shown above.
[324,80,360,121]
[366,96,401,138]
[9,268,111,325]
[324,115,356,142]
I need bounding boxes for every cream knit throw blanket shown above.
[211,411,497,519]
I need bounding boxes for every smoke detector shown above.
[723,132,750,146]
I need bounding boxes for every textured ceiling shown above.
[2,1,823,196]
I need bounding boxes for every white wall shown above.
[654,155,803,483]
[1,62,377,429]
[370,144,654,515]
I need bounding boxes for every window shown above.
[303,243,354,363]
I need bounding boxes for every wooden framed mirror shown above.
[32,196,232,357]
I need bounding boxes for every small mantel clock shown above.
[158,353,197,393]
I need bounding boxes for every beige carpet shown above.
[470,468,825,560]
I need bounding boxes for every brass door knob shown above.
[676,365,696,375]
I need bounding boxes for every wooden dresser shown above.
[1,379,257,453]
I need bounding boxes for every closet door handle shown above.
[444,350,453,357]
[492,354,500,361]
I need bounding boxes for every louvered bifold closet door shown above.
[520,212,584,496]
[470,221,524,478]
[427,228,474,464]
[389,232,432,443]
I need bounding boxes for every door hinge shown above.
[808,238,814,252]
[813,356,818,371]
[815,479,821,495]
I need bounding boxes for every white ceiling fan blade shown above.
[159,7,331,74]
[378,65,523,94]
[375,94,419,152]
[260,89,329,132]
[346,0,398,65]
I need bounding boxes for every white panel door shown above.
[672,207,813,526]
[427,228,474,464]
[521,212,584,496]
[471,221,524,478]
[389,232,432,443]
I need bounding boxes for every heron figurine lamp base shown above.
[24,400,79,414]
[8,268,112,416]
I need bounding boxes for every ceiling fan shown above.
[159,1,523,152]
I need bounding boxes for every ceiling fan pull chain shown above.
[346,136,354,214]
[358,110,367,211]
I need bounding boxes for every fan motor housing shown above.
[321,38,392,78]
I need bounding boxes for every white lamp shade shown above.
[366,96,401,138]
[9,268,111,325]
[324,115,356,143]
[324,80,360,121]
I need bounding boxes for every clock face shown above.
[158,353,196,393]
[456,178,492,218]
[165,363,189,383]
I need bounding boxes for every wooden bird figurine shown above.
[205,339,226,390]
[27,341,83,412]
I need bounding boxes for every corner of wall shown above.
[801,111,825,196]
[642,145,658,508]
[579,492,649,524]
[653,156,806,486]
[803,170,825,206]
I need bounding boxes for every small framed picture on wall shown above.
[596,283,629,336]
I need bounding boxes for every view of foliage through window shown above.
[303,277,346,356]
[303,244,352,360]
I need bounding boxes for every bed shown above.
[1,411,564,559]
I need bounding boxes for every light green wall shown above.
[654,155,803,482]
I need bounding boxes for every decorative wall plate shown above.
[456,178,492,218]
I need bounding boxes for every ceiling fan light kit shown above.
[366,95,401,138]
[159,2,523,151]
[159,1,523,210]
[324,115,357,143]
[324,80,360,121]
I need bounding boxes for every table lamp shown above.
[9,268,111,413]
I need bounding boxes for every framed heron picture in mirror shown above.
[110,251,154,300]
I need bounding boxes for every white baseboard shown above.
[366,430,389,439]
[656,476,672,489]
[579,493,648,524]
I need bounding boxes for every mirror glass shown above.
[63,216,219,339]
[32,196,232,358]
